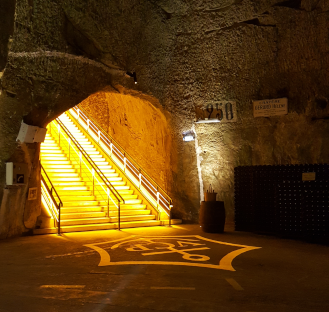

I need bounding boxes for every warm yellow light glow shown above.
[39,109,173,233]
[41,180,58,221]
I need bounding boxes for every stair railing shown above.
[68,106,173,223]
[41,165,63,235]
[48,117,125,230]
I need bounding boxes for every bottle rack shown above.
[234,164,329,243]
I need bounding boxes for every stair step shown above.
[60,209,150,220]
[52,181,86,186]
[41,156,68,160]
[79,147,98,151]
[102,172,119,177]
[60,214,155,226]
[123,199,142,204]
[33,220,185,235]
[41,150,64,154]
[48,173,79,177]
[61,207,106,213]
[112,194,138,200]
[110,204,147,210]
[45,169,77,173]
[42,164,75,169]
[85,181,125,186]
[110,215,155,222]
[56,186,90,191]
[116,190,134,195]
[62,200,101,207]
[40,146,61,150]
[114,186,130,190]
[61,217,110,226]
[60,195,96,201]
[48,177,82,182]
[108,209,150,216]
[81,151,100,155]
[93,160,110,164]
[42,160,71,165]
[61,212,107,219]
[84,177,123,183]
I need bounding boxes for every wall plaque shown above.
[28,187,38,200]
[253,98,288,117]
[195,101,237,123]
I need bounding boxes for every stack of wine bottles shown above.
[234,164,329,243]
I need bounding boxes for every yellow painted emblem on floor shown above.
[84,235,261,271]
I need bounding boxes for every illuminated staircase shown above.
[36,117,163,234]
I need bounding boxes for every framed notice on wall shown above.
[28,187,37,200]
[253,98,288,117]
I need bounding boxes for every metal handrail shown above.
[68,106,172,219]
[74,106,172,201]
[49,118,124,229]
[56,118,125,204]
[41,165,62,235]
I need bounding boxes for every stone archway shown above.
[78,87,173,194]
[0,49,175,238]
[0,51,128,238]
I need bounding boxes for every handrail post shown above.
[118,201,120,231]
[110,142,113,156]
[124,154,126,172]
[98,130,101,143]
[77,108,80,121]
[156,187,160,220]
[58,203,61,235]
[92,168,95,195]
[107,188,110,217]
[58,123,60,145]
[139,170,142,189]
[169,206,172,227]
[68,138,71,160]
[79,151,82,174]
[87,119,90,132]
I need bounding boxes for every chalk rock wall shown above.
[0,0,329,237]
[79,89,174,192]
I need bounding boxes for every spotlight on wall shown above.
[182,130,195,142]
[125,71,137,84]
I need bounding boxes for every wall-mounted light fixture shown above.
[182,130,195,142]
[125,71,137,84]
[16,121,47,143]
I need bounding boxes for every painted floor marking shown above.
[142,247,210,261]
[84,235,261,271]
[171,225,191,231]
[151,287,195,290]
[226,278,244,291]
[40,285,86,289]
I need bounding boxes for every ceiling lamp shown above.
[125,71,137,84]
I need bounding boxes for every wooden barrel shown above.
[199,201,225,233]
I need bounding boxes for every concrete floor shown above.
[0,224,328,312]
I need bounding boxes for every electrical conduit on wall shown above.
[192,124,204,202]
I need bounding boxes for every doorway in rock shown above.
[37,90,179,234]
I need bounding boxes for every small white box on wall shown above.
[16,121,47,143]
[6,162,29,185]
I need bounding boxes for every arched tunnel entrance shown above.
[37,89,179,234]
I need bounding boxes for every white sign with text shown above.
[253,98,288,117]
